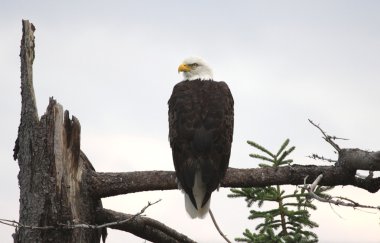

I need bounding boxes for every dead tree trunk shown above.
[12,20,380,243]
[13,20,104,243]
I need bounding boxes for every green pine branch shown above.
[229,139,326,242]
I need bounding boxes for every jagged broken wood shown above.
[12,19,380,243]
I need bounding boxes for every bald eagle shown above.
[168,57,234,218]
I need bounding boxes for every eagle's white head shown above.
[178,56,213,81]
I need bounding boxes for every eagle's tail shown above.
[184,171,210,218]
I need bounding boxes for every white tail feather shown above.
[184,171,210,219]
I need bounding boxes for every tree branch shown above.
[1,199,196,243]
[209,209,231,243]
[308,119,347,152]
[89,164,380,199]
[95,208,196,243]
[308,154,337,163]
[89,170,177,197]
[0,200,159,230]
[308,120,380,170]
[305,174,380,210]
[339,149,380,170]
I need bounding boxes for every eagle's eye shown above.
[190,63,199,67]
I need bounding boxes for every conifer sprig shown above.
[229,139,328,243]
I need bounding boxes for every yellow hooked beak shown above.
[178,63,191,73]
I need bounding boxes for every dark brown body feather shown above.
[168,79,234,209]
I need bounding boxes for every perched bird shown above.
[168,57,234,218]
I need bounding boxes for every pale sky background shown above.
[1,1,380,242]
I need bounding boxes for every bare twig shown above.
[309,174,323,191]
[87,199,161,229]
[328,203,344,219]
[305,174,380,211]
[0,219,55,230]
[308,119,346,152]
[308,154,337,163]
[0,199,161,230]
[209,209,232,243]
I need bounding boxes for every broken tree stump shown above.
[13,19,104,243]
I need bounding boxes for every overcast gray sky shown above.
[1,1,380,242]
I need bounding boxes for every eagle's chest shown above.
[179,86,223,118]
[174,87,225,133]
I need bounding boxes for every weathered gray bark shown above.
[13,19,380,243]
[339,149,380,171]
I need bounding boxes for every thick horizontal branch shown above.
[96,208,196,243]
[226,166,378,193]
[90,170,177,197]
[90,165,380,199]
